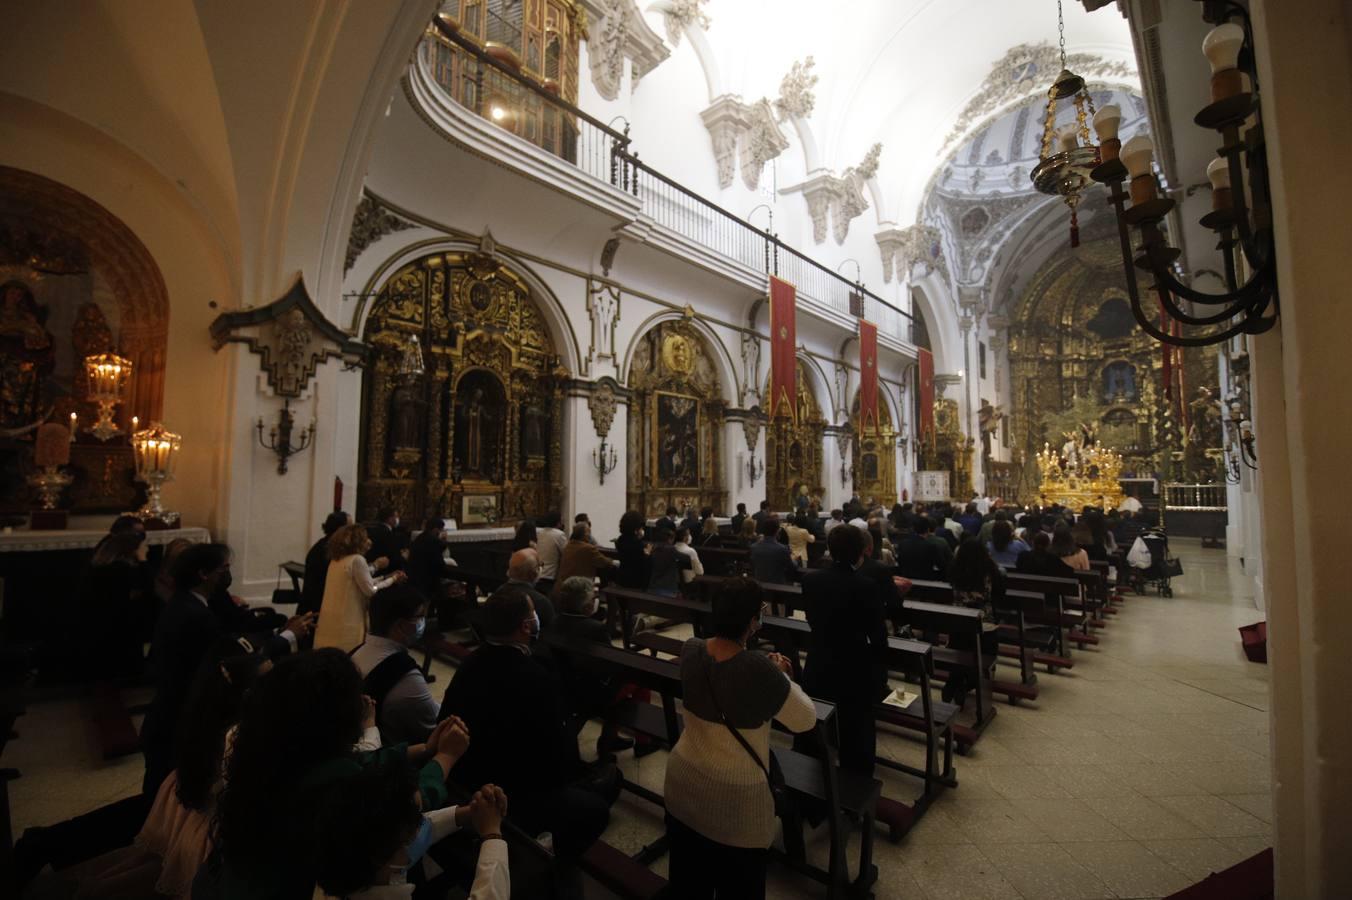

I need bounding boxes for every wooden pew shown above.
[901,582,1041,704]
[540,633,878,897]
[894,599,998,743]
[999,571,1098,650]
[756,616,956,840]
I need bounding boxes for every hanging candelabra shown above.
[592,438,618,485]
[83,352,133,441]
[1029,0,1101,248]
[1090,8,1277,347]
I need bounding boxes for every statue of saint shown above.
[453,380,504,482]
[390,383,422,450]
[522,398,546,462]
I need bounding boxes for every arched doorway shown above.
[625,320,726,516]
[765,359,826,511]
[358,249,566,526]
[852,389,897,505]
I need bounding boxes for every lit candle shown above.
[132,415,139,432]
[70,412,78,434]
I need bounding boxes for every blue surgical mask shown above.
[530,611,541,637]
[412,618,426,640]
[387,816,435,885]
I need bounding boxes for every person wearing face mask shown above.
[316,524,407,653]
[314,761,509,900]
[438,587,619,860]
[140,543,312,799]
[351,585,441,746]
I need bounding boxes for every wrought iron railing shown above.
[1161,482,1227,529]
[424,18,913,341]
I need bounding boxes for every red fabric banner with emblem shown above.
[859,320,879,433]
[769,276,797,421]
[918,347,935,439]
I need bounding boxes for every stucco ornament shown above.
[740,100,790,190]
[663,0,710,45]
[775,57,818,121]
[588,0,629,101]
[588,378,619,439]
[346,194,416,273]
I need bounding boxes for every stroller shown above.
[1127,527,1181,597]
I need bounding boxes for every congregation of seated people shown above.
[12,494,1147,899]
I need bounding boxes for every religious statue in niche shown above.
[389,382,424,451]
[0,280,55,429]
[453,371,506,483]
[1187,386,1223,449]
[521,396,547,466]
[655,392,700,487]
[1102,361,1138,402]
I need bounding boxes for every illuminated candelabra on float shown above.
[1036,427,1125,509]
[129,422,182,526]
[83,352,133,441]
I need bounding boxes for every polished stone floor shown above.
[9,538,1271,899]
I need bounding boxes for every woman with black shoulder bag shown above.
[661,577,816,899]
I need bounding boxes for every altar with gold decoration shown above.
[1035,424,1124,510]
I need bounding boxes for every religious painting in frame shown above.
[652,390,700,488]
[916,470,950,502]
[461,493,500,525]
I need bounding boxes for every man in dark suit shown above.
[894,517,948,580]
[365,506,406,573]
[141,543,311,796]
[729,502,747,535]
[799,525,889,775]
[858,527,907,632]
[439,587,618,858]
[491,548,556,631]
[750,500,771,525]
[300,510,351,616]
[749,517,797,584]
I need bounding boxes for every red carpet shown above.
[1166,848,1273,899]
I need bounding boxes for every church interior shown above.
[0,0,1347,896]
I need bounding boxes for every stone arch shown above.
[356,237,583,376]
[0,165,169,427]
[620,310,739,405]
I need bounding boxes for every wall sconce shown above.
[83,352,133,441]
[593,438,618,484]
[130,422,181,525]
[257,399,315,475]
[745,452,764,487]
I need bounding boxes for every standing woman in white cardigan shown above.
[313,524,404,652]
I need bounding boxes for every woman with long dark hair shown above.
[84,531,152,679]
[1052,524,1090,571]
[212,648,468,898]
[985,519,1030,567]
[30,641,268,899]
[510,519,538,552]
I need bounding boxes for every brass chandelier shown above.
[1029,1,1100,248]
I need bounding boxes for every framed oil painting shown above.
[653,391,700,488]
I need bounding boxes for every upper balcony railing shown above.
[424,19,915,344]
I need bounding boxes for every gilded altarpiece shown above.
[358,251,564,526]
[626,322,725,516]
[1005,239,1219,502]
[850,391,897,504]
[918,399,974,500]
[764,361,826,511]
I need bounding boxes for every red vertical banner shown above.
[769,276,797,422]
[859,320,879,433]
[917,347,935,439]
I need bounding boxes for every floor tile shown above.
[1071,840,1195,898]
[1154,795,1270,838]
[1082,795,1206,840]
[982,842,1118,899]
